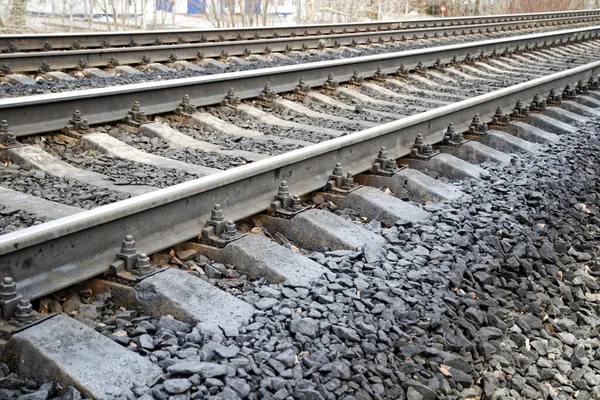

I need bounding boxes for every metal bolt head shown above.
[277,181,290,196]
[0,277,17,300]
[447,122,456,134]
[182,94,190,104]
[291,195,303,211]
[344,172,354,185]
[7,132,16,145]
[223,220,237,236]
[134,253,153,275]
[211,204,224,221]
[414,133,424,145]
[0,120,8,133]
[131,101,141,112]
[120,235,137,255]
[378,147,388,159]
[14,298,34,322]
[332,163,343,176]
[472,114,481,124]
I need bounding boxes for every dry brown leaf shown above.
[557,270,563,280]
[468,292,477,299]
[544,323,556,335]
[129,341,137,347]
[425,200,432,205]
[360,216,368,222]
[298,351,309,357]
[190,265,206,274]
[169,249,175,257]
[291,245,300,253]
[438,364,452,377]
[251,226,262,233]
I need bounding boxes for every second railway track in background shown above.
[1,9,598,52]
[0,11,599,84]
[0,16,599,399]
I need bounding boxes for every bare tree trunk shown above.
[8,0,27,32]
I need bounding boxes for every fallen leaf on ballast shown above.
[384,187,392,194]
[251,226,262,233]
[190,265,205,274]
[438,364,452,377]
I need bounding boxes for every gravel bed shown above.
[300,99,396,124]
[424,72,508,93]
[165,119,303,156]
[0,366,86,399]
[111,130,248,170]
[31,113,600,399]
[0,165,127,209]
[252,104,365,133]
[0,23,596,98]
[66,151,199,188]
[333,92,425,115]
[209,107,337,143]
[0,204,44,235]
[30,136,200,188]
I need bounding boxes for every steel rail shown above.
[1,15,597,73]
[0,9,599,52]
[1,25,598,137]
[1,55,598,302]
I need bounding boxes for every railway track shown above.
[0,11,599,85]
[0,21,599,399]
[2,9,598,52]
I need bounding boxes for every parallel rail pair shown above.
[0,25,598,303]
